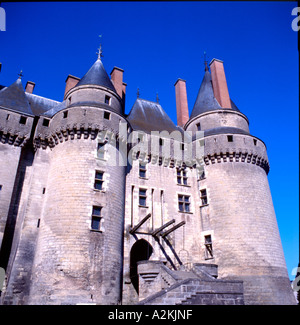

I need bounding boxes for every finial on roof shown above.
[18,70,23,79]
[137,88,140,98]
[156,93,159,103]
[97,35,103,60]
[204,51,209,72]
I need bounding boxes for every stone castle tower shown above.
[0,47,296,305]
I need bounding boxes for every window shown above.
[94,171,104,190]
[177,168,188,185]
[196,123,201,131]
[200,189,208,206]
[0,185,2,192]
[227,135,233,142]
[253,139,257,146]
[137,133,144,143]
[105,95,111,105]
[6,114,10,120]
[42,118,50,127]
[97,142,105,159]
[91,206,102,231]
[139,188,147,207]
[178,194,190,212]
[198,169,205,180]
[19,116,27,124]
[180,143,185,150]
[204,235,213,259]
[63,111,68,118]
[159,138,164,146]
[104,111,111,120]
[139,163,147,178]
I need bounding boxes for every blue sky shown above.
[0,1,299,280]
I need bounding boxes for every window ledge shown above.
[139,177,149,180]
[200,204,209,208]
[178,211,193,214]
[138,205,149,208]
[93,189,106,193]
[177,183,191,187]
[90,229,103,233]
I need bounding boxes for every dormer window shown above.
[105,95,111,105]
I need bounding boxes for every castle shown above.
[0,46,296,305]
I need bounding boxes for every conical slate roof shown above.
[127,98,182,134]
[0,78,34,115]
[189,70,222,119]
[75,58,116,92]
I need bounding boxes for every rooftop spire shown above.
[204,51,209,72]
[96,35,103,60]
[18,70,23,79]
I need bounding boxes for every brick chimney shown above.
[64,74,80,99]
[110,67,126,100]
[174,78,189,127]
[209,59,232,108]
[25,81,35,94]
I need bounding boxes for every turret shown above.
[28,46,127,304]
[184,58,295,304]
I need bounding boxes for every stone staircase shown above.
[137,261,244,305]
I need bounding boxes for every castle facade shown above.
[0,49,296,305]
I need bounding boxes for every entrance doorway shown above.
[129,239,153,294]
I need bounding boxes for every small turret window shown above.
[42,118,50,127]
[105,95,111,105]
[91,206,102,231]
[19,116,27,125]
[196,123,201,131]
[104,111,111,120]
[227,135,233,142]
[97,142,106,160]
[94,170,104,190]
[63,111,68,118]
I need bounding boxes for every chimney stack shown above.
[64,74,80,99]
[25,81,35,94]
[110,67,126,100]
[209,58,231,108]
[174,78,189,127]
